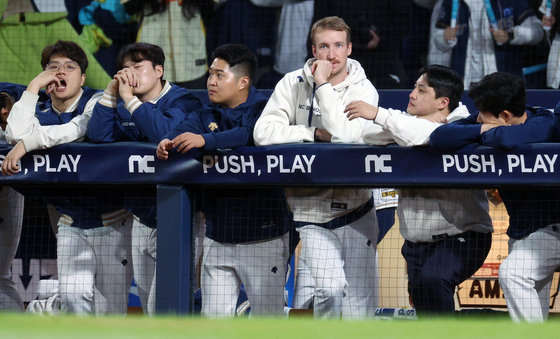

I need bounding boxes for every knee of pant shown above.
[59,283,93,304]
[498,260,518,284]
[315,282,346,300]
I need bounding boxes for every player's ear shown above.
[155,65,164,80]
[80,73,85,87]
[238,75,249,91]
[437,96,450,110]
[499,110,514,123]
[346,42,352,56]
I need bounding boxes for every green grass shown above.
[1,313,559,339]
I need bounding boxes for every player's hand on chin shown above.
[2,141,26,176]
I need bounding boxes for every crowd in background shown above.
[2,0,559,90]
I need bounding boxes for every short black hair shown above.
[211,44,257,84]
[468,72,526,118]
[0,92,14,111]
[418,64,464,112]
[117,43,165,70]
[41,40,88,74]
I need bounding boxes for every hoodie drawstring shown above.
[308,82,316,127]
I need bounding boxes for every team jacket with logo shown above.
[167,86,292,243]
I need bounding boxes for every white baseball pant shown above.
[57,216,133,315]
[130,216,157,315]
[201,233,289,317]
[296,208,379,319]
[0,186,24,312]
[499,224,560,322]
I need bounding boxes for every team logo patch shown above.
[208,122,218,131]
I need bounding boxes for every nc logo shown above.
[364,154,392,173]
[128,155,155,173]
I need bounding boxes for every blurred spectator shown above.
[258,0,314,88]
[205,0,280,85]
[427,0,452,66]
[433,0,544,88]
[401,1,433,88]
[542,0,560,88]
[122,0,211,89]
[311,0,410,88]
[0,0,110,89]
[65,0,138,77]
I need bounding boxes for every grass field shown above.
[1,313,559,339]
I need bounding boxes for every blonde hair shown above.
[309,16,351,46]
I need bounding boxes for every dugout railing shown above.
[2,140,560,314]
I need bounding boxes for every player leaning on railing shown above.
[158,44,292,317]
[253,16,382,319]
[0,40,136,315]
[346,64,493,316]
[431,71,560,322]
[87,42,201,316]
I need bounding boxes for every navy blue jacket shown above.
[430,106,560,239]
[168,87,292,243]
[87,83,201,143]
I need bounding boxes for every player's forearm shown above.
[5,91,40,144]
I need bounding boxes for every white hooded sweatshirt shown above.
[363,103,493,242]
[254,58,382,224]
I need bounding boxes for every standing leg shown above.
[298,225,345,318]
[340,209,379,319]
[499,225,560,322]
[407,231,491,314]
[94,221,133,315]
[0,186,24,311]
[57,225,95,314]
[293,252,315,309]
[131,216,157,315]
[201,237,240,317]
[238,233,289,316]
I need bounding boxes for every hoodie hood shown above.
[447,102,470,123]
[302,58,368,90]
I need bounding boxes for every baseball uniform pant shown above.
[297,208,379,319]
[499,224,560,322]
[201,233,289,317]
[57,218,133,315]
[402,230,492,315]
[130,216,156,316]
[0,186,24,312]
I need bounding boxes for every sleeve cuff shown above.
[125,97,142,114]
[21,134,41,152]
[374,107,390,127]
[99,90,117,107]
[201,133,217,150]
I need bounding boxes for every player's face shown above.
[207,58,244,108]
[407,74,441,117]
[46,55,85,103]
[312,29,352,81]
[122,58,163,101]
